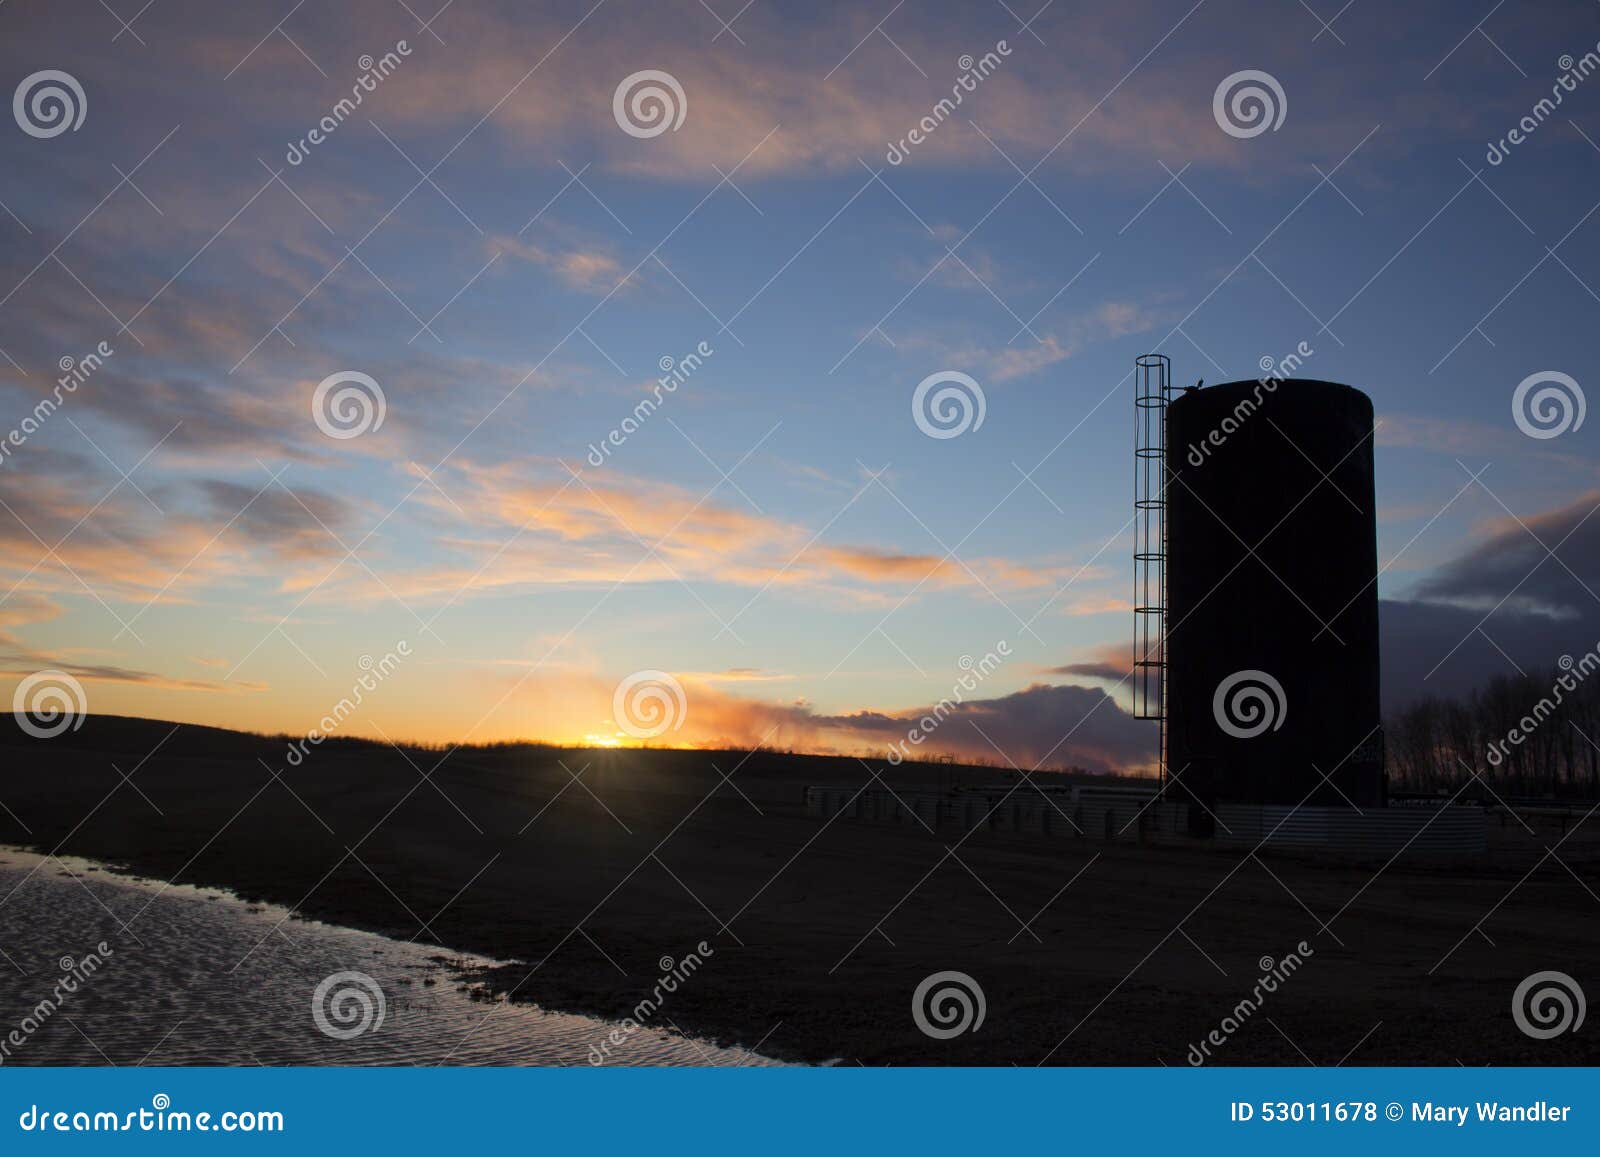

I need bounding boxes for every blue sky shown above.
[1,0,1598,768]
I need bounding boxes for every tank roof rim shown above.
[1168,377,1372,407]
[1175,376,1367,393]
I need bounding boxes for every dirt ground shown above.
[3,715,1597,1065]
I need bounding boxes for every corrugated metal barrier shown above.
[804,785,1186,841]
[804,787,1488,856]
[1212,803,1486,856]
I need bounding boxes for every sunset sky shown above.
[2,0,1599,770]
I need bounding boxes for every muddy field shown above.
[2,715,1596,1065]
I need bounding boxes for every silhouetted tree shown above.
[1385,664,1600,798]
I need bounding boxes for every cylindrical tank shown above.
[1164,378,1383,820]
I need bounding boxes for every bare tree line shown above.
[1385,665,1600,798]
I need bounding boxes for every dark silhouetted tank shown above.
[1164,378,1383,821]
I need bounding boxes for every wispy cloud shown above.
[491,234,632,294]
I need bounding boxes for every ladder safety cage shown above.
[1132,354,1169,782]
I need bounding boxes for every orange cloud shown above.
[813,545,955,584]
[1059,595,1132,617]
[396,460,1064,605]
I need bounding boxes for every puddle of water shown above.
[0,847,782,1066]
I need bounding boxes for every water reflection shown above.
[0,848,780,1066]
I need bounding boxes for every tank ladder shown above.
[1132,354,1170,787]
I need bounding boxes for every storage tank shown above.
[1164,378,1383,821]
